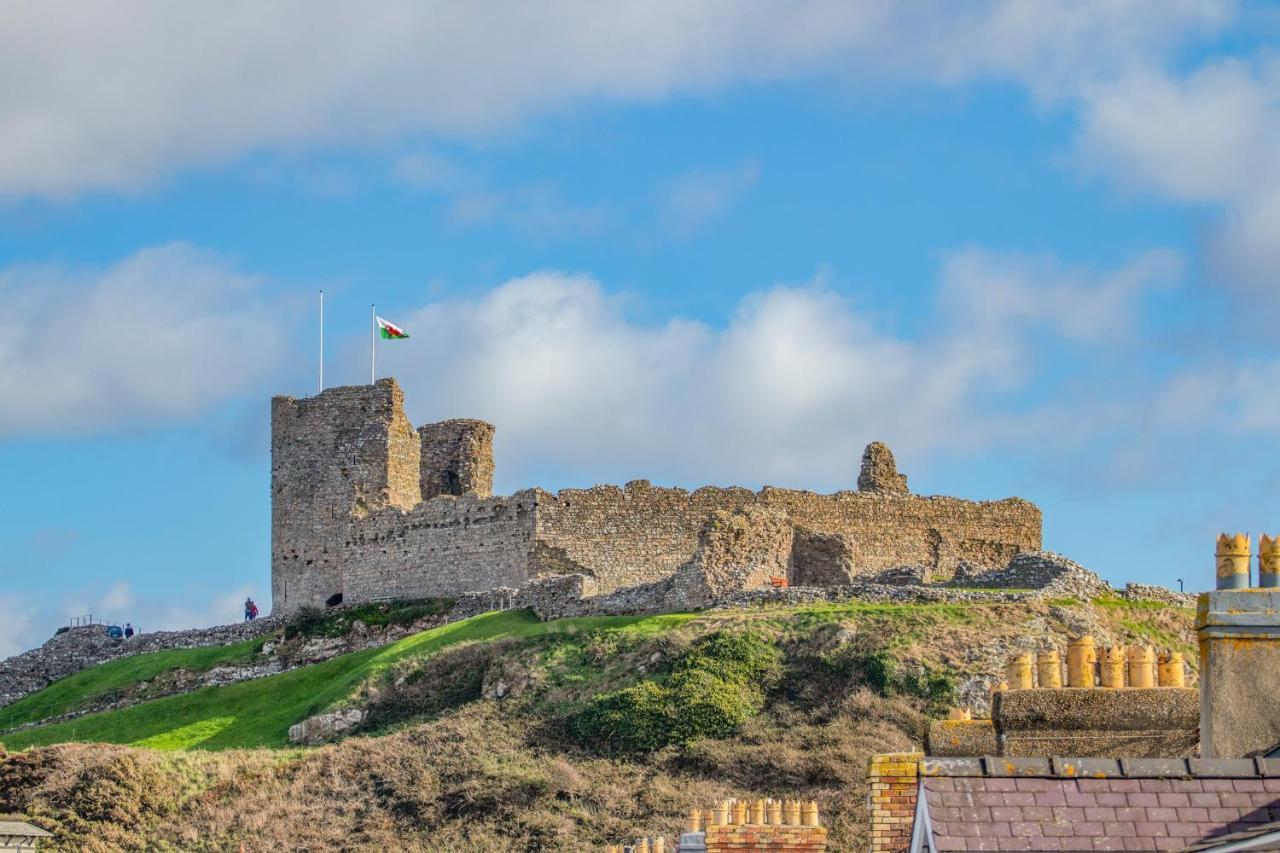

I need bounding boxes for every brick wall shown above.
[703,824,827,852]
[533,481,758,592]
[867,752,922,853]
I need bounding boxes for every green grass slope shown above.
[2,610,694,751]
[0,637,265,732]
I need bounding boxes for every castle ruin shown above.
[271,379,1043,615]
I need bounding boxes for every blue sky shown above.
[2,2,1279,655]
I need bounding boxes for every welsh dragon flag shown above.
[376,316,409,339]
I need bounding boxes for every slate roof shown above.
[915,757,1280,852]
[0,819,52,838]
[1177,820,1280,852]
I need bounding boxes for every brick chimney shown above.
[867,753,922,853]
[1197,532,1280,757]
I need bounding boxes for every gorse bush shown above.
[572,630,782,753]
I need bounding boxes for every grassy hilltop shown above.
[0,597,1195,851]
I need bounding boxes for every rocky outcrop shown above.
[288,708,366,745]
[1117,583,1196,607]
[857,441,909,494]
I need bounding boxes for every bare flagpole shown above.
[370,303,376,385]
[318,290,324,395]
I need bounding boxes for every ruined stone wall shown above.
[532,481,757,592]
[340,491,538,605]
[761,488,1041,578]
[533,481,1041,592]
[271,379,420,614]
[272,380,1041,613]
[418,418,495,500]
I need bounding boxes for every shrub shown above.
[572,680,674,753]
[673,631,783,689]
[848,650,956,716]
[572,630,781,754]
[284,598,455,640]
[668,669,764,743]
[857,650,896,695]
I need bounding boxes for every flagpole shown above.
[318,290,324,395]
[371,303,376,385]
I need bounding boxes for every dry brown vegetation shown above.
[0,598,1195,852]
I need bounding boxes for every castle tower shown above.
[418,418,495,500]
[857,441,909,494]
[271,379,421,614]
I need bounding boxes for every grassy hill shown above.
[3,610,695,751]
[0,597,1196,851]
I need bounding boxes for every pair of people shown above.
[244,598,259,621]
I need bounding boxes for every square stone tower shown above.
[270,378,421,614]
[418,418,495,500]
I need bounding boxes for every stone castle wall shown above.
[532,481,1041,594]
[419,418,494,500]
[341,491,537,603]
[272,379,1043,614]
[532,482,758,592]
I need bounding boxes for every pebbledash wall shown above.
[271,379,1042,615]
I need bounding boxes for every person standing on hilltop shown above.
[244,597,258,621]
[124,623,134,639]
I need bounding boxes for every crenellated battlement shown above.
[270,378,1043,615]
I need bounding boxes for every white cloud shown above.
[1073,57,1280,296]
[98,581,135,613]
[1155,359,1280,435]
[0,1,1231,198]
[377,252,1176,489]
[447,184,609,239]
[657,160,761,235]
[0,243,294,436]
[938,247,1181,346]
[392,152,466,193]
[0,595,36,659]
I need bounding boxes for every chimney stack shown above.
[1198,532,1280,757]
[1215,533,1251,589]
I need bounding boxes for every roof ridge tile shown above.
[1119,758,1190,778]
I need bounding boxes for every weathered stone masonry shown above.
[271,379,1043,614]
